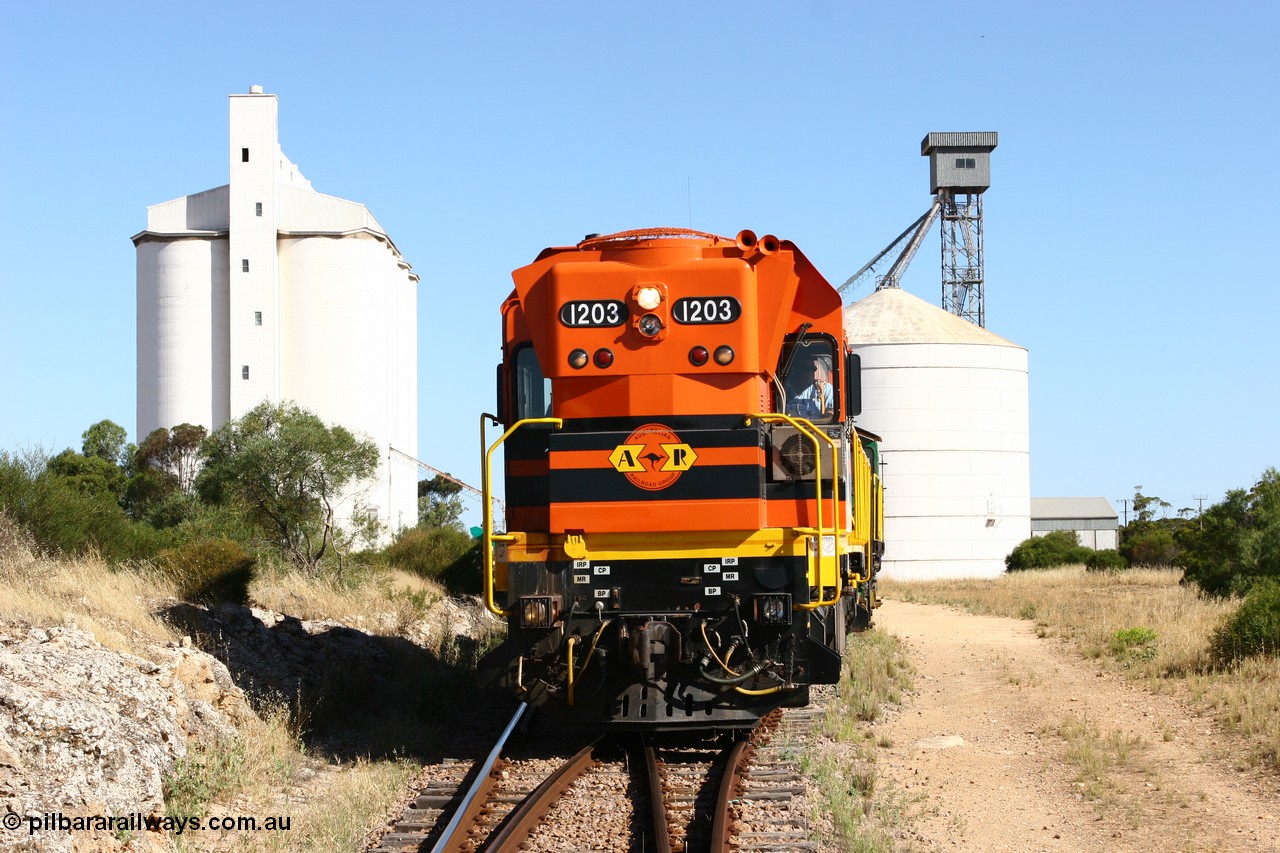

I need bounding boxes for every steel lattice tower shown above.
[922,133,997,327]
[939,191,985,327]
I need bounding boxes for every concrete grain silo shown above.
[845,287,1029,579]
[134,86,418,540]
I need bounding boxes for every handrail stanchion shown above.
[481,415,563,617]
[751,413,841,609]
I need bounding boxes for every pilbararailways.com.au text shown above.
[9,811,292,835]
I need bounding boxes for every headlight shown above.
[519,596,558,628]
[636,286,663,310]
[638,313,664,337]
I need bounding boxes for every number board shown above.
[671,296,741,325]
[558,300,628,328]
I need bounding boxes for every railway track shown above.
[365,697,824,853]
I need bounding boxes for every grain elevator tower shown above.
[921,132,998,328]
[134,86,419,540]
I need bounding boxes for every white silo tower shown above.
[134,86,419,541]
[845,287,1029,579]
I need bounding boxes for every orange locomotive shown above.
[478,228,884,729]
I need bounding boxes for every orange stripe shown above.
[550,498,763,533]
[508,459,548,478]
[549,445,764,470]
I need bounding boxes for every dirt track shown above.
[875,600,1279,852]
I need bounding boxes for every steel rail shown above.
[429,702,527,853]
[483,740,600,852]
[640,739,673,853]
[710,738,750,853]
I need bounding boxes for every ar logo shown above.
[608,423,698,491]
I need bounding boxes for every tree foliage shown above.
[196,402,380,572]
[137,424,207,494]
[417,474,465,530]
[1180,467,1280,597]
[1121,523,1182,567]
[81,419,130,467]
[125,424,209,527]
[1131,485,1172,523]
[0,448,163,561]
[1118,487,1185,567]
[46,448,128,500]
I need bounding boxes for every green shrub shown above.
[0,450,167,563]
[162,737,245,822]
[1109,626,1156,652]
[1005,531,1091,571]
[387,526,475,581]
[157,538,255,604]
[1209,579,1280,665]
[1085,549,1128,572]
[440,541,483,595]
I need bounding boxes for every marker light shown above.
[519,595,558,628]
[636,286,663,310]
[638,313,664,338]
[688,346,710,366]
[593,348,614,368]
[753,593,793,625]
[714,345,735,365]
[568,349,589,369]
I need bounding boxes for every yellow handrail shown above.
[751,413,841,609]
[480,414,563,616]
[791,416,843,558]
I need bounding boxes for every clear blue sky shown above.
[2,1,1275,528]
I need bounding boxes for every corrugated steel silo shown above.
[845,287,1029,579]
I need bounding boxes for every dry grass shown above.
[806,628,919,852]
[882,567,1280,770]
[248,564,447,636]
[0,539,445,852]
[1044,712,1152,826]
[0,536,180,654]
[172,706,419,853]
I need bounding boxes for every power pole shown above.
[1193,494,1207,530]
[1118,498,1129,527]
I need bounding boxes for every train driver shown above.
[791,355,834,418]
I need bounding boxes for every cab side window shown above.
[777,338,837,423]
[513,345,552,419]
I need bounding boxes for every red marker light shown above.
[689,346,710,366]
[593,348,614,368]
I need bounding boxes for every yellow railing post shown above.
[480,414,563,617]
[751,413,842,609]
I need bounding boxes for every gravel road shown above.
[875,599,1279,852]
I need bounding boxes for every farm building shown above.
[1030,497,1119,550]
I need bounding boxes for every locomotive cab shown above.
[478,228,884,729]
